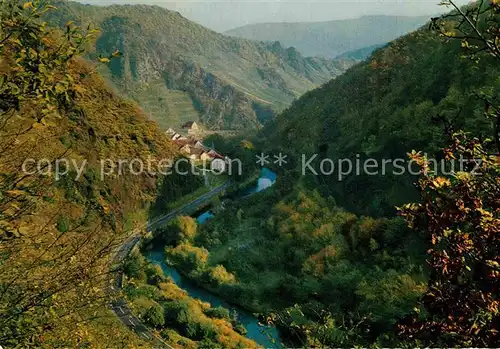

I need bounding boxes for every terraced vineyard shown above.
[129,81,201,130]
[47,1,352,130]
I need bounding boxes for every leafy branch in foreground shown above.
[398,1,499,347]
[398,136,499,347]
[432,0,500,60]
[0,1,126,346]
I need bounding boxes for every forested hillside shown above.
[2,0,498,348]
[159,2,499,348]
[0,2,176,346]
[266,8,499,217]
[225,15,429,58]
[45,1,352,130]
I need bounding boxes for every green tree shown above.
[204,306,231,320]
[145,264,166,286]
[208,265,236,286]
[0,0,95,233]
[145,303,165,328]
[159,215,198,245]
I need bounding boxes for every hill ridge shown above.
[46,0,351,130]
[225,15,430,58]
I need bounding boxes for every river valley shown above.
[145,168,280,347]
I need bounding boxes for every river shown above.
[144,168,280,348]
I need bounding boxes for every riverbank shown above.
[144,249,280,348]
[122,248,260,348]
[140,168,281,347]
[109,180,234,347]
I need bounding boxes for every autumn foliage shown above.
[397,1,500,346]
[398,136,499,346]
[0,0,175,346]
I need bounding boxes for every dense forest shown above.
[265,3,499,217]
[0,0,498,348]
[154,1,499,347]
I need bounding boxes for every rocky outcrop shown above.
[48,1,353,130]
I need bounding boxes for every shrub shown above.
[145,264,166,285]
[204,306,231,320]
[163,299,218,340]
[130,296,156,318]
[145,303,165,328]
[233,323,247,336]
[56,216,70,233]
[165,243,209,274]
[124,284,161,301]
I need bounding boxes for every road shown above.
[109,181,232,348]
[147,181,231,229]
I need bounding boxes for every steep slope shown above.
[0,7,178,345]
[265,16,499,217]
[225,15,429,58]
[46,1,352,130]
[170,5,500,348]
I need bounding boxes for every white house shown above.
[182,121,200,134]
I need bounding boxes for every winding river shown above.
[145,168,280,348]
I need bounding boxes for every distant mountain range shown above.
[225,15,430,58]
[47,1,354,130]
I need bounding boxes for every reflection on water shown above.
[196,211,214,224]
[254,168,277,194]
[145,250,280,348]
[147,168,280,347]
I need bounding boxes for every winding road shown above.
[109,181,232,348]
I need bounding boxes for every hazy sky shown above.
[78,0,471,32]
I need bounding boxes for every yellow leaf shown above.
[7,190,26,197]
[432,177,451,188]
[99,57,110,63]
[23,2,33,9]
[73,84,86,95]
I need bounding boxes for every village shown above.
[167,121,225,163]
